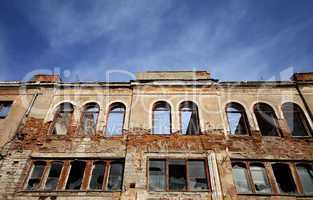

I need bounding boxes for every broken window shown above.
[296,164,313,194]
[65,161,86,190]
[148,159,209,192]
[149,160,166,191]
[152,101,171,134]
[272,163,297,194]
[169,160,187,191]
[44,161,63,190]
[107,161,124,191]
[80,103,100,135]
[254,103,279,136]
[180,101,200,135]
[0,101,12,118]
[232,162,252,193]
[188,160,208,191]
[89,161,106,190]
[106,103,125,136]
[51,103,74,135]
[282,103,311,137]
[26,161,46,190]
[226,103,250,135]
[249,163,271,193]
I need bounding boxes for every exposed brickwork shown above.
[0,71,313,200]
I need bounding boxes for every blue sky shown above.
[0,0,312,82]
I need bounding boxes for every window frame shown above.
[49,102,74,135]
[152,101,172,135]
[0,101,13,119]
[253,103,281,137]
[231,160,313,196]
[147,158,211,192]
[105,102,126,137]
[22,159,124,192]
[225,102,250,136]
[79,103,100,136]
[179,101,201,135]
[281,102,312,138]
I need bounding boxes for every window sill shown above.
[237,192,313,197]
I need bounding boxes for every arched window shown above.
[226,102,250,135]
[296,164,313,194]
[282,103,311,137]
[80,103,100,135]
[152,101,171,134]
[105,103,126,136]
[231,162,252,193]
[249,163,271,193]
[254,103,279,136]
[51,103,74,135]
[179,101,200,135]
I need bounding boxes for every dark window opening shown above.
[0,101,12,118]
[44,161,63,190]
[180,101,200,135]
[296,164,313,194]
[188,160,208,191]
[254,103,279,136]
[26,161,46,190]
[149,160,166,191]
[106,103,126,136]
[231,162,252,193]
[89,162,106,190]
[107,161,124,191]
[152,101,171,134]
[282,103,311,137]
[52,103,74,135]
[80,103,99,135]
[65,161,86,190]
[249,163,271,193]
[272,163,297,194]
[169,160,187,191]
[226,103,250,135]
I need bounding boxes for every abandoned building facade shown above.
[0,71,313,200]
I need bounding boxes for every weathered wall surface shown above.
[0,73,313,200]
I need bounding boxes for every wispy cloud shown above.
[1,0,313,81]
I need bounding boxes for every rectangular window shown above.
[148,159,209,192]
[24,159,124,192]
[188,160,208,191]
[107,161,124,191]
[272,163,297,194]
[26,161,46,190]
[44,161,63,190]
[65,161,86,190]
[149,160,166,191]
[89,162,106,190]
[231,160,313,196]
[0,101,12,118]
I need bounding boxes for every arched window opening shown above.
[282,103,311,137]
[51,103,74,135]
[296,164,313,194]
[152,101,171,134]
[231,162,252,193]
[249,163,271,193]
[180,101,200,135]
[106,103,126,136]
[254,103,279,136]
[80,103,100,135]
[226,103,250,135]
[272,163,297,194]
